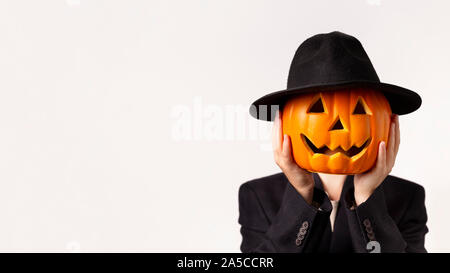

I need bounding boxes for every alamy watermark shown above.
[366,241,381,253]
[170,97,278,151]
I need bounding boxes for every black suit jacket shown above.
[238,173,428,253]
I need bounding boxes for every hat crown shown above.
[287,31,380,89]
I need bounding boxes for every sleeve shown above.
[343,183,428,253]
[238,181,331,253]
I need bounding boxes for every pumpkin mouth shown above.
[301,134,371,158]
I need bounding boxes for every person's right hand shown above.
[272,110,315,204]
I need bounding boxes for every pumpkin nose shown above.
[329,118,344,131]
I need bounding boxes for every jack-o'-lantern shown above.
[249,32,422,173]
[282,88,392,174]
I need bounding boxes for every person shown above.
[238,32,428,253]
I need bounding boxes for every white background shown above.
[0,0,449,252]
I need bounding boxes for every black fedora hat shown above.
[250,31,422,121]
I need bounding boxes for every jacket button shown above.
[302,221,309,229]
[298,228,307,236]
[363,218,371,227]
[295,238,302,246]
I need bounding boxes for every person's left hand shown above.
[353,114,400,206]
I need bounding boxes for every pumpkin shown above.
[282,88,392,174]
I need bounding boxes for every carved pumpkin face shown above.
[282,88,392,174]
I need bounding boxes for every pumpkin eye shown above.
[352,98,368,115]
[307,97,325,113]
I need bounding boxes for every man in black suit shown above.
[239,32,428,253]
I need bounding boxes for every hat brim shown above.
[249,81,422,121]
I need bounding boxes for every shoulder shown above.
[382,175,425,197]
[381,175,426,222]
[240,172,288,194]
[239,172,288,205]
[239,172,288,221]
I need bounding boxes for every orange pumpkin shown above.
[282,88,392,174]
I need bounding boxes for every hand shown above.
[272,110,315,204]
[354,114,400,206]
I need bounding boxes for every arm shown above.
[239,181,331,253]
[346,115,427,252]
[238,110,330,252]
[343,182,428,253]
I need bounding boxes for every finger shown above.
[394,114,400,157]
[272,110,282,153]
[386,117,396,168]
[282,134,293,160]
[375,141,387,173]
